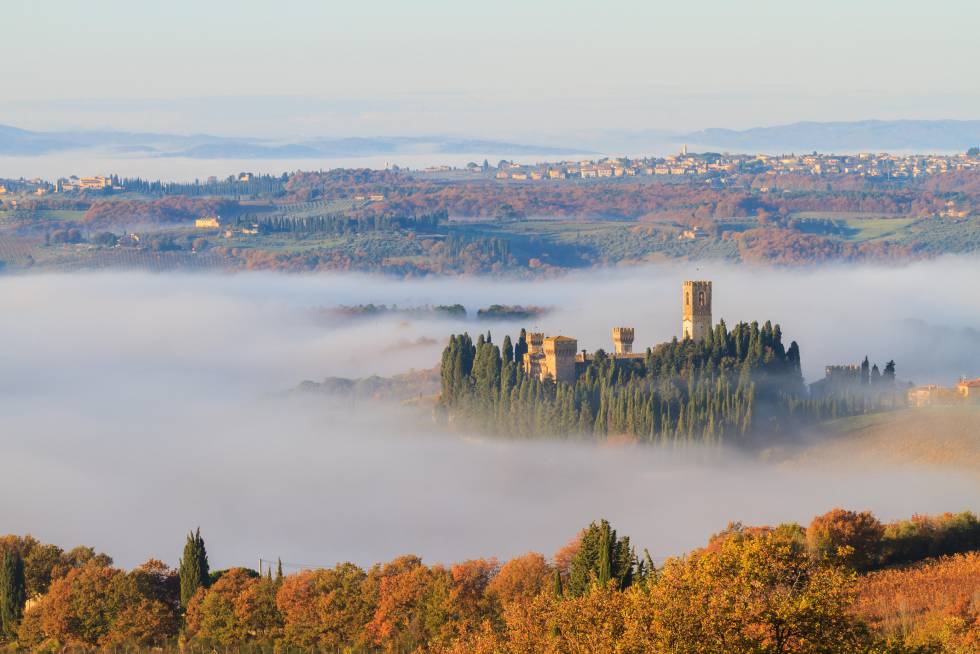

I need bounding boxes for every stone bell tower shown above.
[682,280,712,341]
[612,327,635,354]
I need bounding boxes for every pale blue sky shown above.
[2,0,977,138]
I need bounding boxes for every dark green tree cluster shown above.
[566,520,636,596]
[245,210,445,236]
[0,550,26,639]
[439,321,819,443]
[118,174,287,198]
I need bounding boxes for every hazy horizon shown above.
[3,1,978,142]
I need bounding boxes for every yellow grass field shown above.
[782,406,980,476]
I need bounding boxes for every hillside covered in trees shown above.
[1,509,977,653]
[2,165,980,275]
[438,323,901,443]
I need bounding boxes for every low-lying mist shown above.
[1,259,978,570]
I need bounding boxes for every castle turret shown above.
[612,327,635,354]
[522,332,546,379]
[543,336,578,384]
[682,280,712,341]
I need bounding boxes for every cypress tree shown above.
[597,527,612,586]
[0,549,26,639]
[642,549,656,587]
[276,558,283,584]
[179,528,210,608]
[514,329,528,367]
[502,334,514,364]
[883,360,896,385]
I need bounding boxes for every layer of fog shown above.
[1,259,979,570]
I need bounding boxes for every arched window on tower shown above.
[698,291,705,306]
[686,292,691,306]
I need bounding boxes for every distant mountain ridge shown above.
[681,120,980,153]
[0,125,587,158]
[1,119,978,159]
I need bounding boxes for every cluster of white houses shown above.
[442,149,980,183]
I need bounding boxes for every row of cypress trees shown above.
[243,210,446,236]
[438,320,879,443]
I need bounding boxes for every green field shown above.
[790,212,916,242]
[841,217,916,241]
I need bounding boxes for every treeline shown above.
[283,169,407,203]
[243,210,446,235]
[278,168,977,221]
[117,174,287,198]
[437,322,885,442]
[222,230,518,277]
[475,304,550,321]
[324,303,467,319]
[1,509,977,653]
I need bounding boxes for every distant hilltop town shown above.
[1,148,978,200]
[523,280,714,384]
[0,172,277,198]
[426,147,980,184]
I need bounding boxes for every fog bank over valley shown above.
[1,259,978,569]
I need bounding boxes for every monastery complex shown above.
[523,280,712,384]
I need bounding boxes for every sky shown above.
[2,0,979,140]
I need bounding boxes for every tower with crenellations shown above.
[522,332,546,380]
[540,336,577,384]
[682,280,712,341]
[612,327,635,354]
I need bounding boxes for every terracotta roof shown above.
[958,378,980,387]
